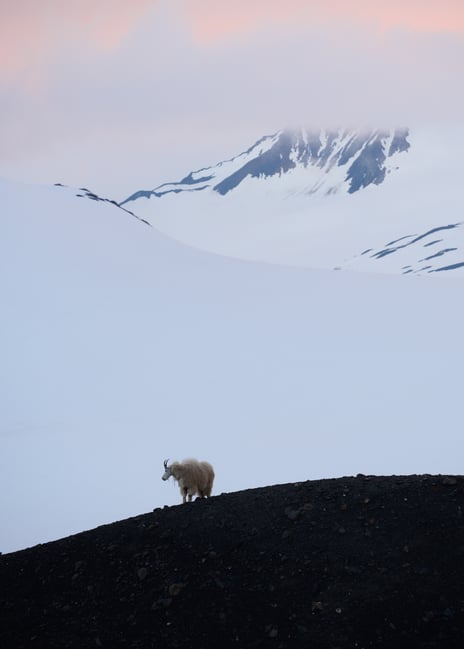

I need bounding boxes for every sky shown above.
[1,0,463,198]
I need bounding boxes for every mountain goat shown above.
[162,458,215,503]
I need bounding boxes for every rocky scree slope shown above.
[1,474,464,649]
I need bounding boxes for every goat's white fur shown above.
[162,458,215,503]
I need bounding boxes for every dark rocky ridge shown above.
[2,474,464,648]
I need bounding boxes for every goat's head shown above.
[162,458,172,481]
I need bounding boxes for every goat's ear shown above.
[164,458,169,469]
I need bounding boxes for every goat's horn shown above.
[164,458,169,469]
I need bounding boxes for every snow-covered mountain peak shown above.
[121,127,410,207]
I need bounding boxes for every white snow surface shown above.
[124,127,464,276]
[1,173,464,554]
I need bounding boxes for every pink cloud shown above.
[184,0,464,44]
[0,1,154,82]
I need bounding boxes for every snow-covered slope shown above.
[1,176,464,553]
[120,127,464,276]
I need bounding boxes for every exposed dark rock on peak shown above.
[214,131,297,195]
[2,474,464,648]
[346,132,388,193]
[389,127,411,156]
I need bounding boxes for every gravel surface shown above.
[2,474,464,648]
